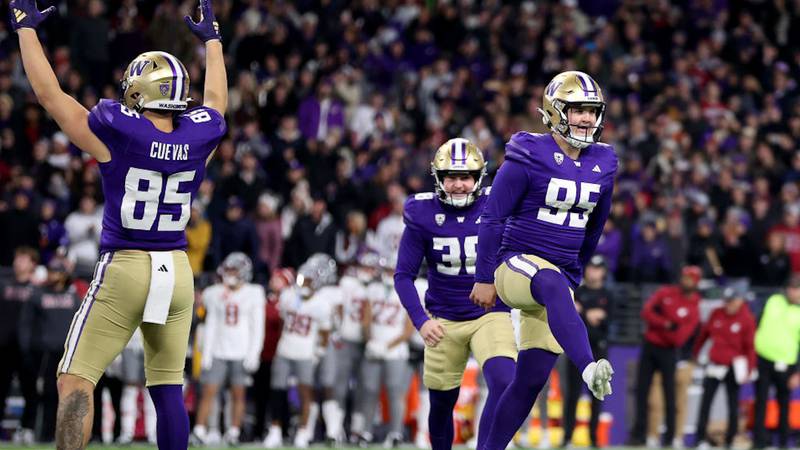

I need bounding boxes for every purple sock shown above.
[530,269,594,372]
[478,357,515,450]
[429,387,460,450]
[148,384,189,450]
[481,348,558,450]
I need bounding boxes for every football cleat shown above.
[582,358,614,400]
[539,71,606,149]
[431,138,487,208]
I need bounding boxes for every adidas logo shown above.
[593,164,601,173]
[157,265,168,273]
[476,217,481,224]
[14,9,27,23]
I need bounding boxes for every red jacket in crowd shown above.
[641,285,701,348]
[260,292,283,361]
[692,304,756,371]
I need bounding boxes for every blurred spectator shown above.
[212,197,259,268]
[692,285,756,449]
[219,151,268,212]
[629,218,672,283]
[753,232,792,287]
[64,195,102,279]
[69,0,109,93]
[37,199,66,266]
[19,255,81,442]
[186,202,212,275]
[297,79,345,142]
[686,217,722,278]
[0,190,41,266]
[752,275,800,450]
[284,197,337,268]
[0,247,40,444]
[768,205,800,274]
[335,210,369,267]
[629,266,701,447]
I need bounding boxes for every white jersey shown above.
[276,286,337,360]
[202,283,266,361]
[366,280,409,360]
[339,275,369,343]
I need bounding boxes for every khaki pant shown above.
[648,361,694,440]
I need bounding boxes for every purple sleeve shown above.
[475,160,529,283]
[578,182,613,269]
[394,225,430,330]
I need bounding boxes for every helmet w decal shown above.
[539,71,606,149]
[120,51,191,112]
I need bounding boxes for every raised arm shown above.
[13,1,110,162]
[184,0,227,115]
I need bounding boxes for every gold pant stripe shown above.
[60,251,114,374]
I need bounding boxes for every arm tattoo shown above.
[56,390,90,449]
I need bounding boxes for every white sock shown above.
[416,388,430,435]
[322,400,342,439]
[227,426,241,438]
[121,386,139,437]
[351,412,365,434]
[143,388,157,441]
[306,402,320,435]
[193,424,207,437]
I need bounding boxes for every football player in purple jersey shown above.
[395,138,517,450]
[12,0,226,448]
[470,71,616,450]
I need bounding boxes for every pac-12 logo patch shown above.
[160,83,170,96]
[435,214,445,226]
[554,153,564,165]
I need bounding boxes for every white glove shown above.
[365,340,388,359]
[243,356,260,373]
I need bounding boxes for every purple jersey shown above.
[88,100,226,253]
[395,189,510,330]
[476,132,618,288]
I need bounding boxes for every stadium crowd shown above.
[1,0,800,447]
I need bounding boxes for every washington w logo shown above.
[546,81,562,97]
[129,60,151,76]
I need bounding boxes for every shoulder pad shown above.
[404,193,436,228]
[180,106,227,137]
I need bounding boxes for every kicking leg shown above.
[481,348,558,450]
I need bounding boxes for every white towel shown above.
[732,356,749,384]
[142,251,175,324]
[705,364,728,380]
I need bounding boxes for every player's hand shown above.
[184,0,221,42]
[365,340,387,359]
[243,357,259,374]
[585,308,606,326]
[470,282,497,310]
[419,319,446,348]
[9,0,55,31]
